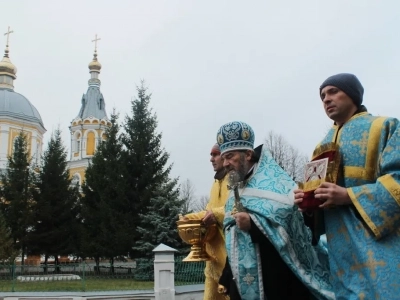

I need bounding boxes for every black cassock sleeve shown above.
[218,256,241,300]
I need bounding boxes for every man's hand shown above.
[233,212,251,231]
[314,182,351,208]
[294,189,305,212]
[202,210,217,226]
[179,215,189,221]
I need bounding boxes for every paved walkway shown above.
[0,284,204,300]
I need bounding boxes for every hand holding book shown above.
[297,143,341,212]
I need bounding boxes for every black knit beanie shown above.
[320,73,364,107]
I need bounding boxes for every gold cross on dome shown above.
[4,26,14,46]
[92,34,101,52]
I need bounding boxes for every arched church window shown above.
[75,132,81,153]
[86,132,95,155]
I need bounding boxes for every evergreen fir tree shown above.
[28,128,80,270]
[132,180,186,257]
[81,111,133,271]
[0,131,35,263]
[0,211,17,263]
[121,82,180,257]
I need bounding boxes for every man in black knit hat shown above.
[294,73,400,299]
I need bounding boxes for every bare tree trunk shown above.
[180,179,196,214]
[110,257,114,274]
[54,255,61,273]
[94,256,100,274]
[44,254,49,274]
[192,195,209,212]
[21,246,25,274]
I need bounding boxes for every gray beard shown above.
[228,169,245,185]
[226,153,249,185]
[227,162,248,185]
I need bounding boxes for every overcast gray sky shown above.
[2,0,400,199]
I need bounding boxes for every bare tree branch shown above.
[179,179,196,215]
[191,195,209,212]
[264,131,309,182]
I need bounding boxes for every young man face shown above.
[320,85,358,126]
[210,151,224,172]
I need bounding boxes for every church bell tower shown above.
[68,35,111,185]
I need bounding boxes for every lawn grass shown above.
[0,278,154,292]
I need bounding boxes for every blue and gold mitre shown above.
[216,121,255,154]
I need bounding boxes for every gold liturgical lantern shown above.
[176,217,217,262]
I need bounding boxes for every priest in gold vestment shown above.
[185,144,229,300]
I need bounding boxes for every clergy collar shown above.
[243,163,256,183]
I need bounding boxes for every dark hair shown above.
[234,149,260,163]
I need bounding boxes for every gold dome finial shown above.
[0,26,17,87]
[88,34,102,72]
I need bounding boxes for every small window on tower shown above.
[77,141,81,152]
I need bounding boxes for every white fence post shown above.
[153,243,177,300]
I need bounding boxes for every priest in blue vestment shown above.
[295,73,400,299]
[216,121,334,300]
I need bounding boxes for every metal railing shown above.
[0,255,205,292]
